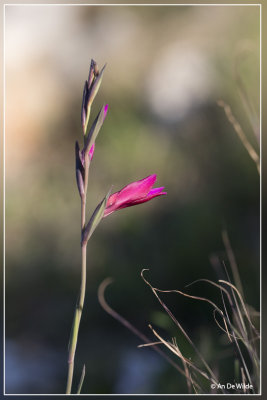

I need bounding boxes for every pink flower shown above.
[103,174,166,217]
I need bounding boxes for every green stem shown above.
[66,189,88,394]
[66,243,87,394]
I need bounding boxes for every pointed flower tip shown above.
[148,173,157,182]
[140,174,157,189]
[148,186,167,196]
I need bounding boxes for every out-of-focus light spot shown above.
[146,43,216,122]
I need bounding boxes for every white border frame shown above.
[3,2,262,396]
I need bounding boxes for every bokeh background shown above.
[4,3,260,394]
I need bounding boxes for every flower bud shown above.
[84,104,108,157]
[75,141,85,198]
[81,60,106,135]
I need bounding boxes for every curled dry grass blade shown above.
[97,278,191,381]
[185,277,258,340]
[219,287,255,392]
[141,268,259,394]
[172,337,193,394]
[147,323,219,392]
[140,269,224,393]
[185,273,260,390]
[223,234,261,387]
[219,280,258,335]
[98,227,259,394]
[220,279,260,387]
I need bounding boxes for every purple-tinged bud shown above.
[75,141,85,198]
[84,104,108,157]
[87,64,106,108]
[88,59,97,86]
[81,60,106,135]
[81,81,89,133]
[93,62,99,77]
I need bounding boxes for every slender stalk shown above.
[65,60,107,394]
[81,197,86,229]
[66,186,88,394]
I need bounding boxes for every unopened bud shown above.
[81,61,107,135]
[84,104,108,156]
[75,141,85,198]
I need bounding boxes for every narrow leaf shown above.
[82,189,111,245]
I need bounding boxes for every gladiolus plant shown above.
[66,60,166,394]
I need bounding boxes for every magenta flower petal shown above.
[103,174,166,217]
[147,187,166,196]
[129,187,167,205]
[116,174,156,203]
